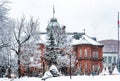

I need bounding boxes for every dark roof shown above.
[99,39,120,53]
[99,39,119,45]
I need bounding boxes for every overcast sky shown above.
[8,0,120,41]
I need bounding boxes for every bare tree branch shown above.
[0,38,9,49]
[11,16,40,77]
[11,47,18,55]
[21,35,31,44]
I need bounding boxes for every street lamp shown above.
[67,53,72,79]
[42,59,45,75]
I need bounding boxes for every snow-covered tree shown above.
[11,16,40,78]
[0,0,12,66]
[19,43,41,76]
[57,37,76,75]
[46,17,76,75]
[45,32,57,66]
[0,0,12,78]
[0,39,9,49]
[59,26,67,48]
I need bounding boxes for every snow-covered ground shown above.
[0,75,120,81]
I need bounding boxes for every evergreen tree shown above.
[45,32,57,66]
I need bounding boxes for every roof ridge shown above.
[80,35,103,46]
[80,36,91,44]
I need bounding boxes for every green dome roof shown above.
[47,18,60,31]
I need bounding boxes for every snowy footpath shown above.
[0,75,120,81]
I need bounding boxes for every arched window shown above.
[89,49,91,57]
[85,62,87,71]
[80,49,82,57]
[84,49,87,57]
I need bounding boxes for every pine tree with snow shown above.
[45,32,57,66]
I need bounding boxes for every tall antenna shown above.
[118,12,119,60]
[53,5,55,18]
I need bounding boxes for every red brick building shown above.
[19,15,104,76]
[72,35,104,75]
[20,34,104,76]
[19,42,45,76]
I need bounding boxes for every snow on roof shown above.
[39,34,103,46]
[34,39,45,44]
[35,34,46,44]
[72,35,103,46]
[40,34,47,43]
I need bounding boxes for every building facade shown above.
[99,40,120,72]
[19,14,104,76]
[72,35,104,75]
[19,43,45,77]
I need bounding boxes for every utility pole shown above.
[117,12,120,71]
[70,55,71,79]
[118,12,119,61]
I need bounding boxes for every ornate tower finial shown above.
[53,5,55,18]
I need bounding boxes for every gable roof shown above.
[72,35,103,46]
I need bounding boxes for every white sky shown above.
[8,0,120,41]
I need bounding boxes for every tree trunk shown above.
[18,53,21,78]
[18,58,21,78]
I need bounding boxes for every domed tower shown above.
[47,18,61,33]
[46,7,61,47]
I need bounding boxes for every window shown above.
[80,49,82,57]
[79,63,82,70]
[84,49,87,57]
[95,65,99,71]
[103,56,107,63]
[108,57,112,63]
[93,51,98,59]
[96,52,98,58]
[113,56,116,63]
[89,49,91,57]
[85,62,87,71]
